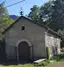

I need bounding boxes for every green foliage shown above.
[37,60,49,66]
[28,0,64,32]
[0,4,13,40]
[39,2,51,25]
[42,0,64,31]
[50,54,64,61]
[28,5,40,22]
[23,63,35,67]
[48,0,64,30]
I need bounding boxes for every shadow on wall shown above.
[0,40,33,64]
[0,39,7,63]
[52,46,57,56]
[46,46,58,59]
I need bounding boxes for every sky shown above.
[0,0,48,16]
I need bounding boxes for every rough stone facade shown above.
[45,32,61,58]
[3,16,61,61]
[4,17,46,61]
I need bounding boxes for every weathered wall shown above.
[45,32,61,58]
[5,17,46,60]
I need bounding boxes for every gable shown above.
[6,17,46,36]
[2,16,47,34]
[2,16,62,40]
[5,17,47,47]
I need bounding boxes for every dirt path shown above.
[46,62,64,67]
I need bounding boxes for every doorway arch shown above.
[18,41,30,61]
[16,39,32,61]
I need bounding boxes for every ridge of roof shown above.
[2,16,48,34]
[2,16,63,39]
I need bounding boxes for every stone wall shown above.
[4,17,46,60]
[45,32,61,58]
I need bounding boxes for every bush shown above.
[37,60,49,66]
[50,54,64,61]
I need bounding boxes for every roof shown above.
[2,16,63,39]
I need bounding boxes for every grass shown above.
[0,54,64,67]
[0,60,50,67]
[0,61,64,67]
[0,61,50,67]
[0,63,35,67]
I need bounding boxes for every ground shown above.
[0,63,35,67]
[46,61,64,67]
[0,61,64,67]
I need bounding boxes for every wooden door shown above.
[18,41,30,61]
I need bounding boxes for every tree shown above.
[0,4,13,40]
[39,2,51,25]
[48,0,64,31]
[28,5,40,22]
[39,0,64,31]
[28,0,64,32]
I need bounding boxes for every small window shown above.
[21,26,25,30]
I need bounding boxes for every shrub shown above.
[50,54,64,61]
[37,60,49,66]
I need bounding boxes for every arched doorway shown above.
[18,41,30,61]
